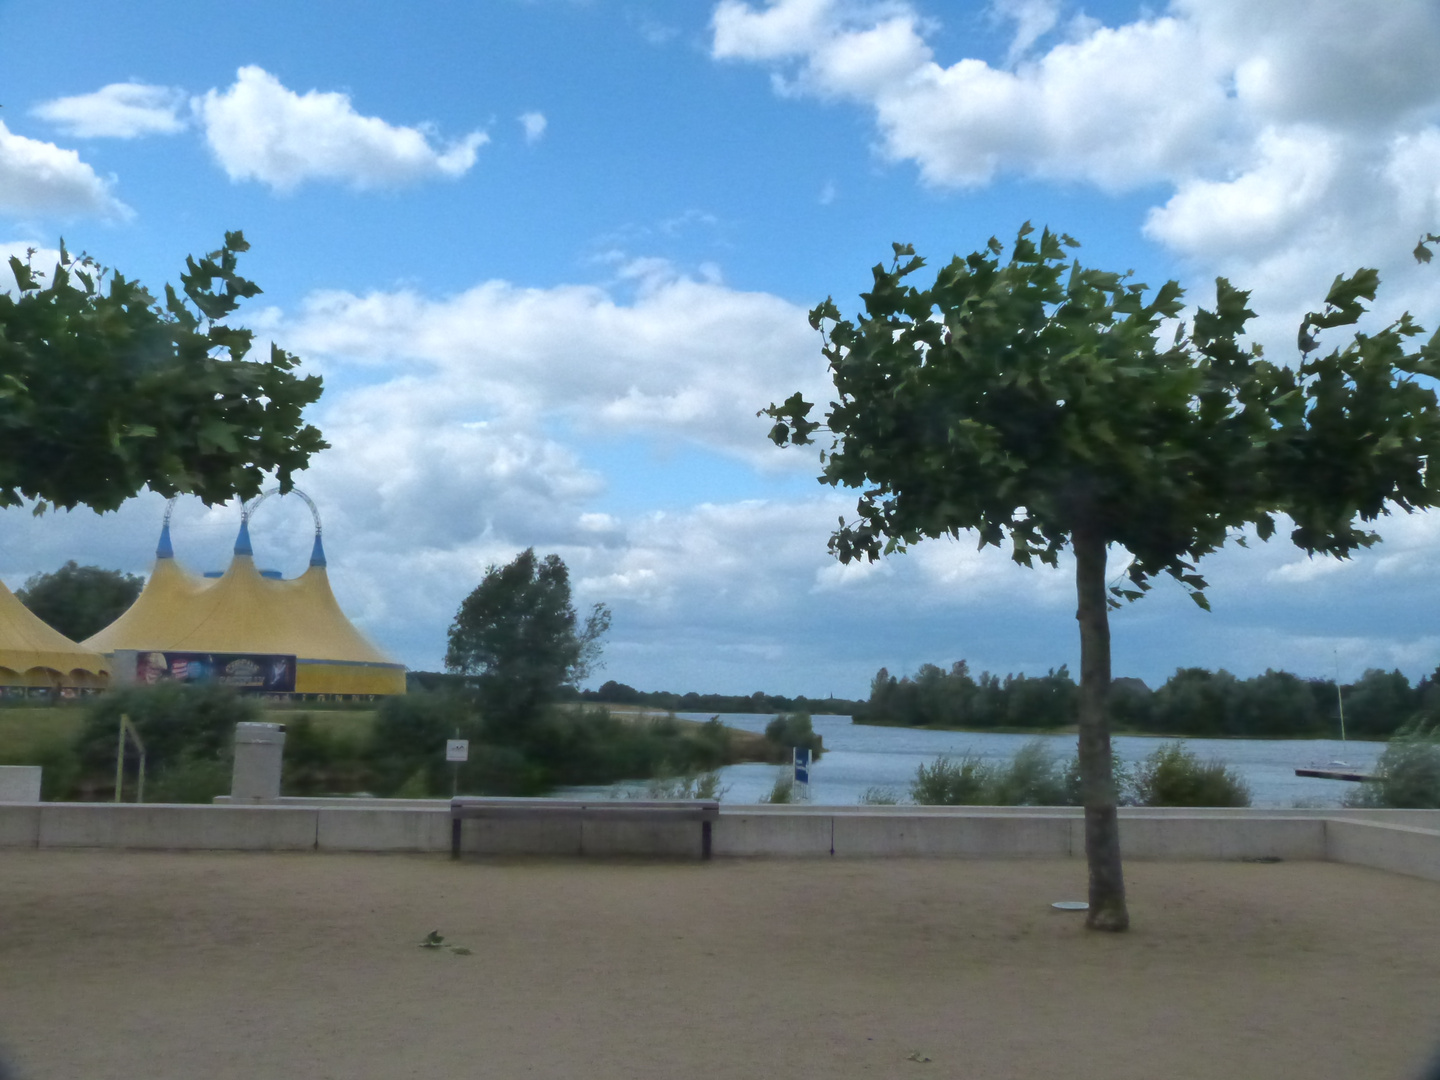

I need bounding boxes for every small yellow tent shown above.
[84,513,405,697]
[0,578,109,693]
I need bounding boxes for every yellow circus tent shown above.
[0,578,109,692]
[84,501,406,697]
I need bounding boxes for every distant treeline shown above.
[859,661,1440,739]
[405,672,865,718]
[578,680,866,717]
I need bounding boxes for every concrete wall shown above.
[1325,818,1440,881]
[37,804,319,851]
[0,802,1436,882]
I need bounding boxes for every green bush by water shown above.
[761,771,795,804]
[1130,742,1250,807]
[1347,723,1440,808]
[763,712,824,759]
[909,738,1248,807]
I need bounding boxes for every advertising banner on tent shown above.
[134,651,297,692]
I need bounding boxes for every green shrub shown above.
[911,754,998,805]
[858,786,900,805]
[282,714,373,796]
[1062,751,1133,806]
[764,712,824,760]
[369,693,479,795]
[145,757,232,804]
[912,740,1078,806]
[1132,742,1250,807]
[633,770,728,801]
[760,771,794,804]
[991,739,1069,806]
[75,683,260,798]
[1347,724,1440,808]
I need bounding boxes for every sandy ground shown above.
[2,853,1439,1080]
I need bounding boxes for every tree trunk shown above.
[1073,526,1129,931]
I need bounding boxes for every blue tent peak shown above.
[310,533,327,567]
[234,517,253,557]
[156,522,174,559]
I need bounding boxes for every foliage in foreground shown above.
[0,232,325,513]
[1347,724,1440,809]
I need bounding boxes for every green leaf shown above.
[7,256,36,293]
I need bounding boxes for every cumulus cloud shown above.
[989,0,1062,65]
[712,0,1440,350]
[32,83,187,138]
[278,267,827,461]
[0,121,130,218]
[518,111,547,144]
[195,66,488,191]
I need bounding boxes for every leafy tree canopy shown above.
[766,225,1440,608]
[445,548,611,732]
[0,232,326,513]
[16,561,143,642]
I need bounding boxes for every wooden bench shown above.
[450,797,720,859]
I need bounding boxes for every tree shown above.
[445,548,611,734]
[0,232,325,513]
[764,225,1440,930]
[16,561,143,641]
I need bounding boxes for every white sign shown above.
[445,739,470,763]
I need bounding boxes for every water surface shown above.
[563,713,1383,808]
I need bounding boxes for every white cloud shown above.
[0,121,131,218]
[279,268,827,462]
[990,0,1061,64]
[194,66,488,192]
[518,111,548,144]
[32,83,186,138]
[712,0,1440,352]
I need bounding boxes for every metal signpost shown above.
[793,747,811,802]
[446,735,469,798]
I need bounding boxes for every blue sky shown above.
[1,0,1438,697]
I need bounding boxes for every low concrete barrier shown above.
[0,802,1438,883]
[36,803,319,851]
[1113,815,1326,861]
[0,804,40,847]
[1324,817,1440,882]
[317,807,450,853]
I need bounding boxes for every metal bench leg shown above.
[451,817,462,860]
[702,820,712,861]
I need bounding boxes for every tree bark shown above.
[1073,525,1129,931]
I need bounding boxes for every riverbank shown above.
[2,851,1437,1080]
[852,718,1371,741]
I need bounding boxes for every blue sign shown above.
[794,747,811,785]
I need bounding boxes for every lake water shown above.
[563,713,1385,808]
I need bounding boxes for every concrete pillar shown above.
[231,722,287,802]
[0,766,42,802]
